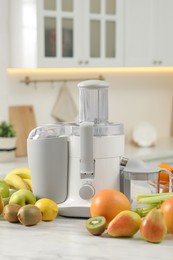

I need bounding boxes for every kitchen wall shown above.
[0,0,173,143]
[6,69,173,143]
[0,0,9,120]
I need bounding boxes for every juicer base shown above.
[58,200,90,218]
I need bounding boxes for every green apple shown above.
[0,181,10,198]
[2,189,17,206]
[9,189,36,206]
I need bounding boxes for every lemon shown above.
[35,198,58,221]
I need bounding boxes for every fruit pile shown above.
[0,167,58,226]
[85,188,173,243]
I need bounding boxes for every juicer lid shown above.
[28,122,124,140]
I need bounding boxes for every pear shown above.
[140,208,167,243]
[107,210,141,237]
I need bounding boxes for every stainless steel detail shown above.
[120,157,128,167]
[120,157,173,203]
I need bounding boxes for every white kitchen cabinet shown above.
[125,0,173,67]
[37,0,124,68]
[80,0,124,67]
[37,0,78,68]
[9,0,37,68]
[9,0,124,68]
[156,0,173,66]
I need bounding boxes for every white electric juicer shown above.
[27,80,124,217]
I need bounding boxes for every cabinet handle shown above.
[78,60,83,64]
[85,60,89,64]
[153,60,162,65]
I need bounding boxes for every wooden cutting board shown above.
[9,105,37,157]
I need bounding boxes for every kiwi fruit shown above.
[85,216,106,236]
[17,205,42,226]
[3,204,21,223]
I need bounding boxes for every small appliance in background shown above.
[132,122,157,147]
[27,80,124,217]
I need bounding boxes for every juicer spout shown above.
[80,122,95,178]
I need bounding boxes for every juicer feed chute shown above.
[78,80,109,124]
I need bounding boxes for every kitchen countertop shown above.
[0,137,173,259]
[0,214,173,260]
[0,156,29,177]
[125,137,173,164]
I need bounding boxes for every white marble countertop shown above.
[125,137,173,164]
[0,214,173,260]
[0,137,173,259]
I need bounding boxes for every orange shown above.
[158,163,173,182]
[90,189,131,226]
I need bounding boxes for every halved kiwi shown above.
[85,216,106,236]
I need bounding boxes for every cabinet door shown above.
[9,0,37,68]
[82,0,124,67]
[37,0,80,67]
[125,0,156,66]
[156,0,173,66]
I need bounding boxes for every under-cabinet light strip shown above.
[7,67,173,74]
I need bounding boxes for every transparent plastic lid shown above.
[28,122,124,140]
[28,123,67,140]
[78,80,109,124]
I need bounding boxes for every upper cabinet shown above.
[9,0,173,68]
[38,0,124,68]
[125,0,173,67]
[9,0,124,68]
[156,0,173,66]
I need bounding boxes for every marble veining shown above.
[0,215,173,260]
